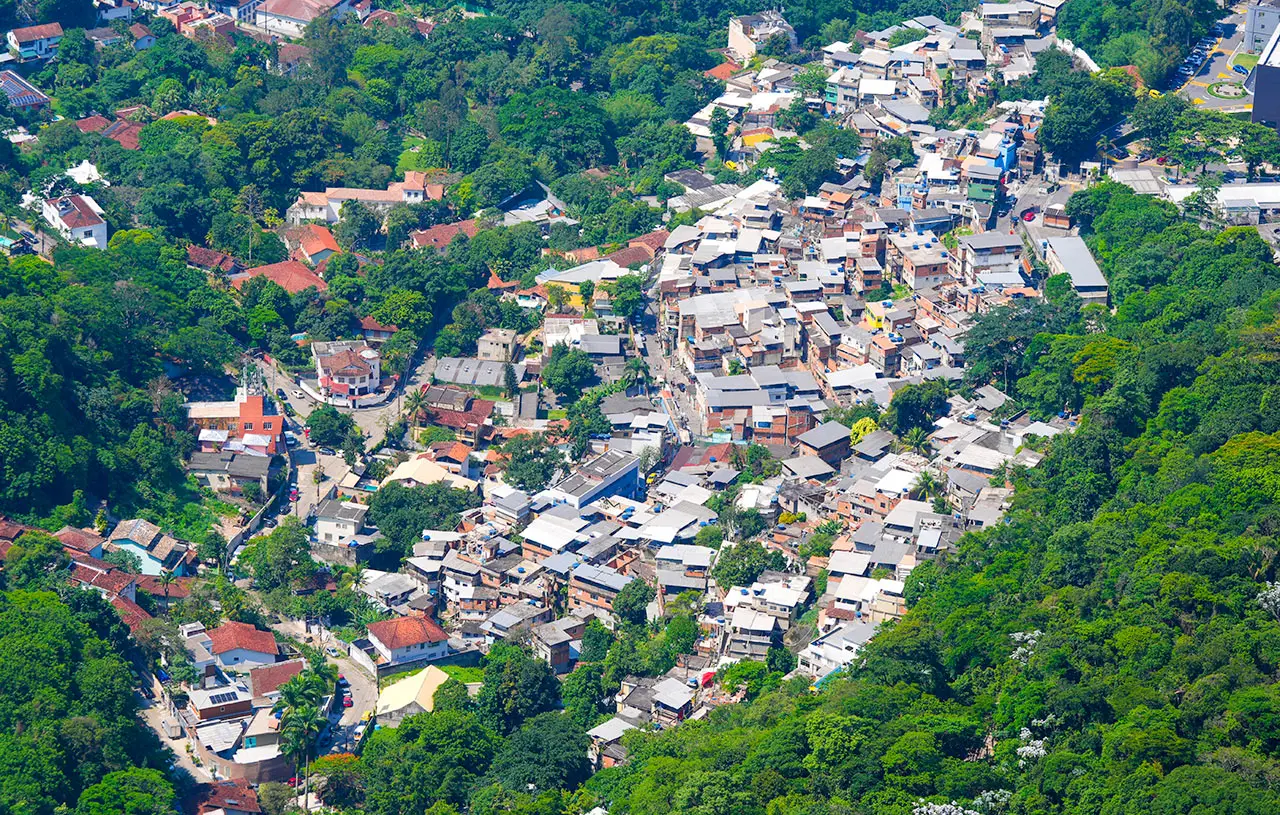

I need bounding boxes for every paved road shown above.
[252,350,436,452]
[12,218,57,258]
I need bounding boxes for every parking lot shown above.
[1177,10,1253,112]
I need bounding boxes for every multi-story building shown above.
[568,563,633,615]
[42,195,108,250]
[186,381,286,455]
[727,11,796,61]
[312,341,382,398]
[6,23,62,62]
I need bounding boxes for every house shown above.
[477,328,518,362]
[187,379,284,454]
[95,0,136,23]
[85,27,124,48]
[187,245,243,275]
[1046,237,1108,305]
[360,316,398,344]
[365,614,449,667]
[187,451,271,496]
[587,717,636,769]
[286,172,436,225]
[533,617,582,673]
[312,340,381,397]
[796,420,853,466]
[409,218,480,251]
[568,563,633,615]
[375,665,450,725]
[6,23,63,62]
[230,260,327,295]
[255,0,353,39]
[129,23,156,49]
[42,195,108,250]
[55,527,106,559]
[187,685,254,721]
[314,498,368,544]
[108,518,196,576]
[545,450,641,509]
[296,223,341,265]
[206,621,279,670]
[247,658,306,701]
[728,11,796,61]
[198,780,263,815]
[0,70,51,111]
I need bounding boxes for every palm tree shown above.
[339,564,366,594]
[912,470,941,501]
[1096,135,1116,173]
[403,388,426,435]
[624,357,650,390]
[156,571,177,618]
[281,704,326,811]
[902,426,931,456]
[306,658,340,694]
[273,675,321,717]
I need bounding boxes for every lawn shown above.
[1233,53,1259,70]
[396,136,445,174]
[441,665,485,683]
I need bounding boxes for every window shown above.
[244,422,253,430]
[263,421,272,429]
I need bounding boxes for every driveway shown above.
[136,692,210,783]
[268,619,379,754]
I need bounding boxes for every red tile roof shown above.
[69,563,136,595]
[233,260,327,295]
[130,23,152,39]
[410,219,479,251]
[705,60,742,81]
[101,119,143,150]
[10,23,63,42]
[110,594,152,632]
[299,223,340,259]
[206,621,278,656]
[359,315,398,333]
[367,615,448,650]
[248,658,307,696]
[76,115,111,134]
[47,195,104,229]
[54,526,105,554]
[428,399,495,431]
[135,574,194,599]
[605,245,652,268]
[198,780,262,815]
[0,518,34,541]
[629,229,670,253]
[187,244,240,273]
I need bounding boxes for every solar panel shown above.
[208,692,238,704]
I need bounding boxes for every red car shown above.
[1021,209,1037,222]
[289,489,299,502]
[342,697,354,708]
[1156,156,1167,165]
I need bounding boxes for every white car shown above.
[292,389,306,399]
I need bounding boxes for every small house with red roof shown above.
[231,259,327,295]
[409,218,480,251]
[312,340,382,397]
[102,118,144,150]
[197,779,262,815]
[42,194,107,250]
[205,621,279,670]
[187,244,244,275]
[247,657,307,700]
[55,526,105,558]
[365,614,449,667]
[293,223,341,265]
[359,315,398,344]
[6,22,63,62]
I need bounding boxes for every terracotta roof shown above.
[69,563,136,595]
[233,260,327,294]
[46,195,104,229]
[299,223,340,259]
[605,245,652,268]
[410,219,479,251]
[129,23,152,39]
[10,23,63,42]
[135,574,194,599]
[487,270,518,290]
[318,349,372,377]
[102,119,143,150]
[110,594,152,632]
[54,526,105,554]
[206,621,278,656]
[110,518,161,546]
[629,229,670,252]
[428,399,495,430]
[198,780,262,815]
[705,60,742,80]
[75,115,111,134]
[276,43,311,65]
[259,0,341,23]
[359,315,398,332]
[0,519,34,541]
[187,244,240,273]
[248,658,306,696]
[362,8,401,26]
[367,615,448,650]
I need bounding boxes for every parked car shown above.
[292,389,306,399]
[326,646,340,657]
[342,697,354,708]
[275,388,287,399]
[319,447,336,456]
[1235,64,1250,75]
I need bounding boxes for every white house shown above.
[314,498,368,544]
[6,23,63,62]
[204,621,279,670]
[42,194,108,250]
[365,615,449,667]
